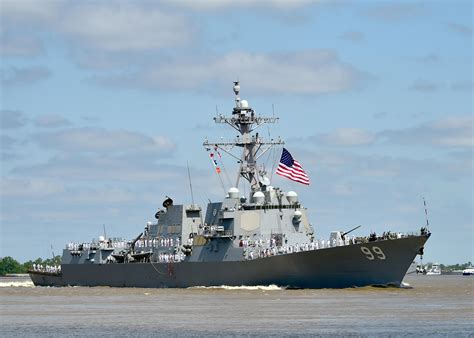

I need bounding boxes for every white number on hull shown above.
[372,246,386,260]
[361,246,386,260]
[360,246,374,260]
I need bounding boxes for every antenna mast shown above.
[187,162,195,205]
[423,197,430,230]
[203,81,284,193]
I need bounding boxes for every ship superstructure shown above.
[29,83,431,289]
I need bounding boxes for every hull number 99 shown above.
[360,246,386,260]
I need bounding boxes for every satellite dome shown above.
[252,191,265,205]
[233,82,240,94]
[99,236,105,242]
[259,176,271,186]
[228,187,239,199]
[294,210,303,221]
[240,100,249,108]
[286,191,298,204]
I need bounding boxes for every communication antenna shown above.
[423,197,430,230]
[103,224,107,240]
[187,162,195,205]
[50,244,55,260]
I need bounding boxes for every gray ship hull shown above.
[29,235,428,289]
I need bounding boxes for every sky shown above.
[0,0,472,264]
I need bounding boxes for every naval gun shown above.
[110,232,143,263]
[130,232,143,253]
[341,225,361,241]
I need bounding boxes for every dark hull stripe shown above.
[29,235,427,289]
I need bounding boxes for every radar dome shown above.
[99,235,105,242]
[240,100,249,108]
[252,191,265,205]
[259,176,271,186]
[228,187,240,199]
[233,82,240,94]
[286,191,298,204]
[293,210,302,221]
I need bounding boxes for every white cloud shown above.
[33,127,175,154]
[0,66,51,86]
[166,0,321,10]
[309,116,473,149]
[1,134,17,149]
[61,3,194,52]
[339,31,365,42]
[0,0,59,24]
[34,114,72,128]
[364,3,427,22]
[1,1,195,54]
[0,31,44,57]
[446,22,472,37]
[410,79,439,92]
[332,183,354,196]
[1,177,65,198]
[12,153,181,183]
[417,53,440,64]
[57,186,136,205]
[315,128,376,146]
[380,116,473,148]
[1,110,28,129]
[95,50,360,95]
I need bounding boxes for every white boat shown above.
[426,263,441,275]
[462,267,474,276]
[416,264,427,275]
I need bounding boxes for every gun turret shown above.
[130,232,143,252]
[341,225,362,240]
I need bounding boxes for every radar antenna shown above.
[203,82,284,193]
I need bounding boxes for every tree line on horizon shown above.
[0,256,62,276]
[438,262,472,272]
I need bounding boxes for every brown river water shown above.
[0,275,472,337]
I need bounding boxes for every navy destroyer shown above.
[29,82,430,288]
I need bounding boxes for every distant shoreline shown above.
[3,274,30,278]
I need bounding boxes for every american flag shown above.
[276,148,310,185]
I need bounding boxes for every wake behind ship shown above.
[29,82,430,289]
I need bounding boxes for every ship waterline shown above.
[30,235,428,288]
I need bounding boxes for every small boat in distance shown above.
[462,267,474,276]
[426,263,441,275]
[416,264,427,275]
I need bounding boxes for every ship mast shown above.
[203,82,284,193]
